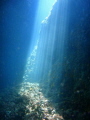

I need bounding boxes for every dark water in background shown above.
[0,0,90,119]
[0,0,39,88]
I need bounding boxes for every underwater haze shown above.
[0,0,39,88]
[0,0,90,120]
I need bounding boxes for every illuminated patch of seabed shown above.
[18,82,64,120]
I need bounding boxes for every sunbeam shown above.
[23,0,57,83]
[1,0,90,119]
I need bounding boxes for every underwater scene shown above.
[0,0,90,120]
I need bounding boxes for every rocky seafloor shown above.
[0,82,63,120]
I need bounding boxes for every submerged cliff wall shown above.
[37,0,90,119]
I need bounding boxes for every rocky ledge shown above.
[0,82,63,120]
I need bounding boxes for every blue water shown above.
[0,0,90,119]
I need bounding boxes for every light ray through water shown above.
[23,0,69,87]
[21,0,69,119]
[23,0,57,83]
[29,0,69,83]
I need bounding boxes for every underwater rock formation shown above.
[0,82,63,120]
[36,0,90,119]
[1,0,90,119]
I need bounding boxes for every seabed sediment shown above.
[0,82,63,120]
